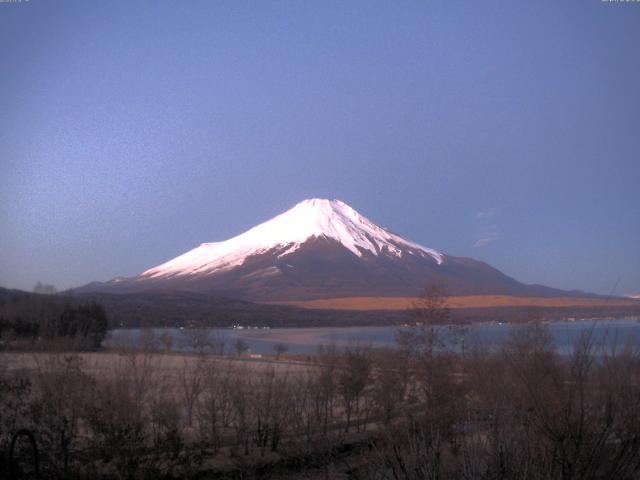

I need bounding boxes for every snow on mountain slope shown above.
[140,199,443,280]
[73,197,589,301]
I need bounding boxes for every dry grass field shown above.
[268,295,640,311]
[0,351,311,378]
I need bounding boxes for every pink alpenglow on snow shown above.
[140,199,444,280]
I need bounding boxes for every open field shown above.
[268,295,640,311]
[0,350,311,378]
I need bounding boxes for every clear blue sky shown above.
[1,1,639,295]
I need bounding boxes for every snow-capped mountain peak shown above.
[75,198,581,301]
[140,198,443,280]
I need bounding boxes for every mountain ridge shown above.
[73,198,597,300]
[6,286,637,330]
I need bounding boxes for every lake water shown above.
[106,318,640,356]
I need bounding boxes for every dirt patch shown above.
[267,295,640,311]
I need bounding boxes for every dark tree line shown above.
[0,296,108,350]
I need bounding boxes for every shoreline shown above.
[109,314,640,331]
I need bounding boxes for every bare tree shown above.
[250,366,292,455]
[158,332,174,352]
[338,344,372,432]
[181,328,214,355]
[196,361,234,452]
[273,342,288,359]
[314,353,338,436]
[397,283,452,359]
[210,331,226,356]
[31,353,93,477]
[234,337,249,357]
[229,371,251,455]
[179,358,206,427]
[369,421,445,480]
[372,348,409,423]
[139,328,160,352]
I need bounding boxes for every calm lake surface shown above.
[107,318,640,356]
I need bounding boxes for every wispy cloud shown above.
[474,231,501,247]
[473,207,501,247]
[474,208,498,219]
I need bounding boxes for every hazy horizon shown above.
[1,1,639,295]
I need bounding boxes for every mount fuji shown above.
[75,198,578,301]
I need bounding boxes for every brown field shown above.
[267,295,640,311]
[0,351,311,377]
